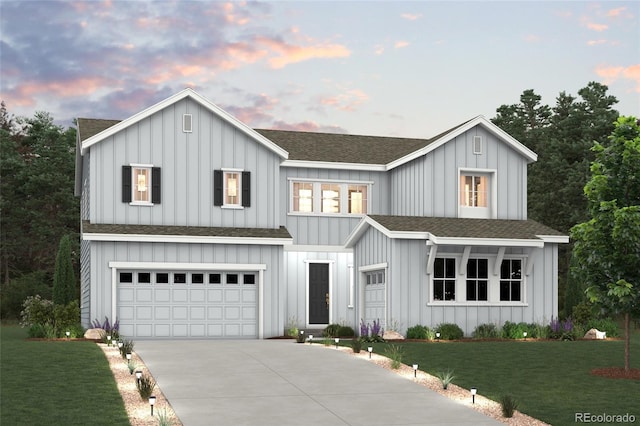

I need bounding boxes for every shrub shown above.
[136,373,156,399]
[53,301,80,336]
[585,318,620,337]
[338,325,355,337]
[435,369,455,389]
[500,394,519,418]
[406,325,432,340]
[501,321,530,339]
[92,317,120,341]
[52,235,76,306]
[351,338,362,353]
[436,323,464,340]
[0,271,51,319]
[20,295,54,328]
[473,323,500,339]
[384,344,403,369]
[285,315,299,338]
[323,324,341,337]
[119,339,135,359]
[359,318,385,342]
[572,301,595,326]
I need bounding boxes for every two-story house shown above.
[75,88,568,339]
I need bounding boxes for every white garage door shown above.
[363,269,386,331]
[117,270,257,338]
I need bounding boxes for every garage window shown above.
[227,274,238,284]
[138,272,151,283]
[243,274,256,285]
[157,273,169,283]
[174,273,186,284]
[120,272,133,283]
[192,273,204,284]
[209,273,221,284]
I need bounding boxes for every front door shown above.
[308,263,329,325]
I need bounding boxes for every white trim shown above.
[258,269,264,339]
[473,135,482,154]
[221,167,244,172]
[81,88,288,159]
[358,262,388,272]
[348,264,354,308]
[287,177,375,185]
[281,159,386,171]
[285,244,353,253]
[84,233,292,246]
[538,235,569,243]
[182,114,193,133]
[494,247,506,276]
[108,261,267,271]
[429,236,544,248]
[427,302,529,307]
[459,246,471,275]
[129,162,154,168]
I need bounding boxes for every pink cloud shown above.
[587,39,607,46]
[587,22,608,31]
[253,36,350,69]
[394,41,409,49]
[401,13,422,21]
[595,64,640,92]
[607,7,626,18]
[319,89,369,112]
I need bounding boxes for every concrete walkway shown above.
[135,340,502,426]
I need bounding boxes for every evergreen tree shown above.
[53,234,76,305]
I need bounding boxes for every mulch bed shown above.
[591,367,640,380]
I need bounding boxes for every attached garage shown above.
[110,262,265,339]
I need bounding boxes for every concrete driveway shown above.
[135,340,502,426]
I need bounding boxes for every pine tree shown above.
[52,234,76,305]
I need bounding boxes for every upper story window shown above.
[122,165,161,205]
[214,169,250,208]
[290,179,369,215]
[459,170,493,219]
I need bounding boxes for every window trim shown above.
[457,168,496,219]
[126,163,161,206]
[288,178,372,216]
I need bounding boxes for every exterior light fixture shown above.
[106,335,112,346]
[436,332,440,341]
[471,387,477,404]
[335,337,340,349]
[413,364,418,378]
[523,331,528,340]
[367,346,373,359]
[126,352,132,364]
[65,331,70,339]
[118,341,123,349]
[149,395,156,416]
[309,334,313,344]
[135,370,142,386]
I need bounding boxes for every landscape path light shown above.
[149,395,156,416]
[126,352,132,365]
[135,370,142,386]
[523,331,528,340]
[367,346,373,359]
[435,332,440,341]
[118,341,123,349]
[308,335,313,344]
[107,335,111,346]
[412,364,418,378]
[65,331,70,339]
[335,337,339,349]
[471,387,477,404]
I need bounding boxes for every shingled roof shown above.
[77,118,121,143]
[82,220,292,241]
[368,215,566,240]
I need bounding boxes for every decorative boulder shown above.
[584,328,606,340]
[383,330,405,340]
[84,328,104,339]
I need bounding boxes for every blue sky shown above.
[1,1,638,138]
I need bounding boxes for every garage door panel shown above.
[120,288,134,302]
[119,306,134,320]
[173,289,188,302]
[137,306,153,320]
[190,306,206,320]
[208,306,223,320]
[242,289,256,303]
[155,288,171,302]
[225,324,240,336]
[155,306,170,320]
[136,324,153,337]
[136,288,153,302]
[225,289,240,303]
[207,289,223,302]
[172,306,188,320]
[190,324,205,336]
[190,289,205,302]
[225,306,241,320]
[154,324,170,337]
[242,306,256,320]
[242,324,257,336]
[173,324,188,337]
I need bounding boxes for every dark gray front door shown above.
[308,263,329,325]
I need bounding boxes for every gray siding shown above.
[86,241,285,338]
[391,126,528,220]
[89,98,281,228]
[80,240,91,327]
[280,167,390,246]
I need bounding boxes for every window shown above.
[290,180,370,215]
[466,259,488,301]
[365,270,385,285]
[460,175,488,207]
[209,273,221,284]
[293,182,314,212]
[119,272,133,283]
[156,273,169,283]
[214,170,250,207]
[473,135,482,154]
[500,259,522,301]
[348,185,367,214]
[174,273,186,284]
[433,258,456,301]
[122,165,161,204]
[138,272,151,283]
[321,183,340,213]
[243,274,256,285]
[192,273,204,284]
[227,274,238,284]
[183,114,193,133]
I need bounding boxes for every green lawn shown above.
[0,326,129,426]
[367,335,640,426]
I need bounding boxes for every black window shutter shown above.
[151,167,161,204]
[122,166,132,203]
[213,170,223,206]
[241,171,251,207]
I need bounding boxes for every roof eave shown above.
[281,159,386,171]
[82,232,293,246]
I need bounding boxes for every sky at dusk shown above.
[1,1,639,138]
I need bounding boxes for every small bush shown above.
[338,325,355,337]
[500,394,519,418]
[585,318,619,338]
[92,316,120,341]
[384,344,403,369]
[157,408,171,426]
[435,369,455,389]
[136,373,156,399]
[436,323,464,340]
[323,324,342,337]
[53,301,80,336]
[351,337,362,353]
[406,325,432,340]
[572,301,595,326]
[20,295,54,328]
[296,331,306,343]
[127,360,139,375]
[119,339,135,359]
[473,323,500,339]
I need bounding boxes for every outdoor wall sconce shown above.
[135,370,142,385]
[435,332,440,341]
[149,395,156,416]
[367,346,373,359]
[309,335,313,344]
[126,353,132,364]
[413,364,418,378]
[334,338,339,349]
[471,387,477,404]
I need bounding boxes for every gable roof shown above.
[345,215,568,248]
[78,88,288,159]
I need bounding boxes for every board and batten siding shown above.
[280,167,391,246]
[390,126,528,220]
[89,97,281,229]
[85,241,285,338]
